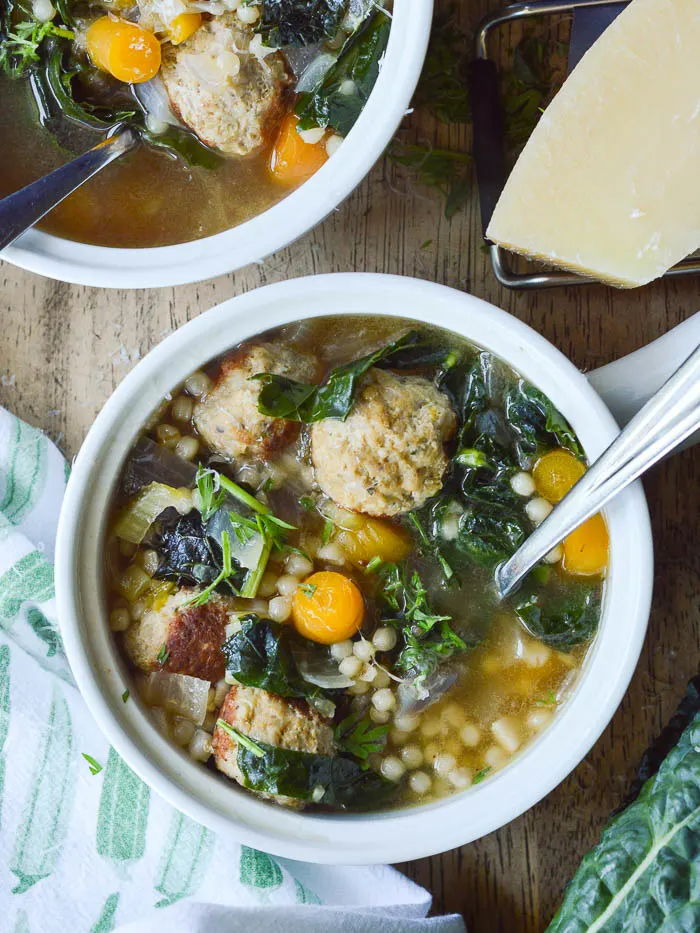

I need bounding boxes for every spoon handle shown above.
[496,340,700,598]
[0,128,137,252]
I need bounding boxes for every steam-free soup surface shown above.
[105,315,608,811]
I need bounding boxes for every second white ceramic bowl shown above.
[56,274,655,863]
[1,1,433,289]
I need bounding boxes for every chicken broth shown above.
[105,315,608,812]
[0,1,390,248]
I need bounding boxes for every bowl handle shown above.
[588,312,700,448]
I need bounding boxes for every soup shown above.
[0,0,389,247]
[105,316,608,812]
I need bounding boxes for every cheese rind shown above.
[486,0,700,288]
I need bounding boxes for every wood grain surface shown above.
[1,1,699,929]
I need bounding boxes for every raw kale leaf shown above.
[505,379,583,465]
[514,584,600,651]
[259,0,348,47]
[234,735,398,808]
[152,510,244,593]
[254,329,422,423]
[295,9,390,135]
[546,706,700,932]
[222,615,325,702]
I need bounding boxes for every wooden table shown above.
[1,1,699,928]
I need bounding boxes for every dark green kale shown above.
[514,585,601,651]
[504,379,583,465]
[258,0,348,47]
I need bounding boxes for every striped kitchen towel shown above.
[0,408,465,933]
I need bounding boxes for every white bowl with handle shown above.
[55,273,693,864]
[0,0,433,289]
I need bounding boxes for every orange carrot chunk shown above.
[270,114,328,185]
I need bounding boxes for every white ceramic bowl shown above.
[1,0,433,289]
[56,274,655,863]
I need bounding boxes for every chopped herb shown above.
[502,34,564,152]
[0,18,74,79]
[185,530,235,607]
[121,689,130,704]
[299,583,318,598]
[216,719,266,758]
[82,753,103,776]
[196,465,226,521]
[335,710,391,764]
[299,495,316,511]
[387,142,471,220]
[472,766,491,785]
[321,519,334,545]
[535,690,557,708]
[420,239,433,249]
[413,7,470,124]
[157,645,170,666]
[365,556,383,574]
[261,477,275,494]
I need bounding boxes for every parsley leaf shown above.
[82,753,103,776]
[335,710,390,764]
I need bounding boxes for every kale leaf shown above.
[505,380,583,465]
[514,585,600,651]
[259,0,348,47]
[152,510,245,594]
[454,506,527,568]
[231,731,398,808]
[222,615,325,702]
[295,9,390,135]
[254,329,422,423]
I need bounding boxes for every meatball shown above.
[123,588,231,682]
[212,684,334,809]
[160,14,290,156]
[311,368,457,517]
[193,341,318,461]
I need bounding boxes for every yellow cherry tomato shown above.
[533,448,586,504]
[563,513,609,576]
[291,571,364,645]
[168,12,202,45]
[86,16,161,85]
[270,113,328,184]
[335,517,412,566]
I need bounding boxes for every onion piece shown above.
[133,77,182,129]
[295,653,355,690]
[296,51,337,92]
[143,671,210,725]
[121,437,197,496]
[113,482,193,545]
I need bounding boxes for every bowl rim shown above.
[55,273,654,863]
[1,0,434,289]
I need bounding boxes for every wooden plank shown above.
[1,0,699,927]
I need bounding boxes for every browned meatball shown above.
[311,368,457,517]
[193,340,318,461]
[160,14,290,156]
[123,588,231,682]
[212,684,334,809]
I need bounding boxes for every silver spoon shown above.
[496,340,700,598]
[0,127,137,251]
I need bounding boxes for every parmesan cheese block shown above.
[486,0,700,288]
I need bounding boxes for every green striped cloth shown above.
[0,409,465,933]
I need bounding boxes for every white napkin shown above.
[0,408,466,933]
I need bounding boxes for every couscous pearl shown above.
[526,497,553,525]
[448,767,473,789]
[483,745,508,770]
[109,608,131,632]
[439,516,460,541]
[441,702,464,728]
[394,713,420,733]
[257,571,279,599]
[311,784,326,803]
[372,668,392,689]
[339,78,356,95]
[188,729,213,762]
[175,436,199,461]
[492,716,522,754]
[276,574,300,597]
[543,544,563,564]
[353,639,375,662]
[33,0,55,20]
[420,716,442,739]
[510,471,536,497]
[237,2,259,23]
[423,743,439,765]
[317,542,347,565]
[521,640,552,668]
[184,371,212,399]
[286,553,314,577]
[130,599,146,622]
[206,687,217,712]
[370,708,391,724]
[372,626,397,652]
[380,756,406,782]
[348,680,369,695]
[138,548,161,577]
[325,134,343,156]
[389,728,409,746]
[339,656,363,678]
[156,423,180,447]
[268,596,292,623]
[360,664,377,683]
[372,688,396,712]
[298,126,326,145]
[214,679,229,707]
[434,753,457,776]
[409,771,432,795]
[401,745,423,769]
[171,395,193,423]
[527,709,554,732]
[331,640,354,661]
[460,723,481,747]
